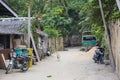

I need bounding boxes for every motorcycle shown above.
[93,47,104,64]
[5,49,30,74]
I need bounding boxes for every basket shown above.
[22,49,28,56]
[14,48,22,57]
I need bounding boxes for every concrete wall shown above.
[108,19,120,78]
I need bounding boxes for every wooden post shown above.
[10,34,13,49]
[27,0,40,61]
[30,32,40,61]
[0,54,6,69]
[98,0,115,71]
[27,0,31,48]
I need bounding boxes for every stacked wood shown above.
[0,54,6,69]
[0,49,11,59]
[17,45,27,49]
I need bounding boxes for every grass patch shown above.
[47,75,52,78]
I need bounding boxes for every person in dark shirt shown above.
[93,47,104,64]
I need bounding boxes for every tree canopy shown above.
[3,0,120,42]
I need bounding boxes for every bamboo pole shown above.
[27,0,40,61]
[30,32,40,61]
[27,0,31,48]
[98,0,115,71]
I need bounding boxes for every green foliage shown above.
[87,0,120,25]
[81,0,120,47]
[5,0,28,16]
[4,0,120,45]
[91,24,104,43]
[43,26,59,38]
[4,0,89,38]
[40,7,71,37]
[110,9,120,20]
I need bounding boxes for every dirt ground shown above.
[0,47,119,80]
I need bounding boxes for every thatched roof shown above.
[0,19,27,34]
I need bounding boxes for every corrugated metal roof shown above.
[0,20,27,34]
[36,29,48,38]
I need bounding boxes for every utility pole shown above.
[28,0,31,48]
[27,0,40,61]
[98,0,115,71]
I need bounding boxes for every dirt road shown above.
[0,47,119,80]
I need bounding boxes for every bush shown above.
[80,47,86,51]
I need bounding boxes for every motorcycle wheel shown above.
[21,61,29,71]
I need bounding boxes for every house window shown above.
[5,35,10,49]
[0,35,10,49]
[0,35,4,49]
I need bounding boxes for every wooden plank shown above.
[0,54,6,69]
[10,34,13,48]
[30,32,40,61]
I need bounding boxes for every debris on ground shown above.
[80,47,97,57]
[47,75,52,78]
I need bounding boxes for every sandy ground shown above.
[0,47,119,80]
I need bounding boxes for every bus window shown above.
[93,37,96,40]
[83,36,96,41]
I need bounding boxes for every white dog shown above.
[57,53,60,61]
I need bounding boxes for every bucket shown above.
[27,48,33,56]
[29,58,32,67]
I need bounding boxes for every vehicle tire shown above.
[5,64,12,74]
[21,61,29,71]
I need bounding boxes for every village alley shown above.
[0,47,119,80]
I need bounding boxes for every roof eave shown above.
[0,0,18,17]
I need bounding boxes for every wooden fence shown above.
[49,37,64,53]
